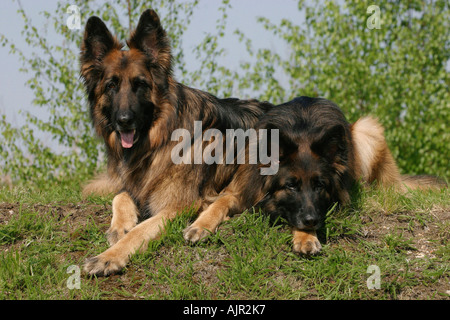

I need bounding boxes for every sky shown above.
[0,0,302,128]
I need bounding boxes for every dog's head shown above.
[80,10,174,153]
[256,100,351,230]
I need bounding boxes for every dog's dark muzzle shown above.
[116,110,135,131]
[116,110,137,148]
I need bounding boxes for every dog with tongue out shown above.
[80,9,273,276]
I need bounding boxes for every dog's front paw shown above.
[292,229,322,255]
[183,224,212,243]
[293,237,322,255]
[83,250,128,276]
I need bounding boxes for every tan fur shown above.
[351,116,446,191]
[351,116,402,187]
[107,192,139,245]
[292,229,321,254]
[183,194,238,242]
[82,173,119,197]
[400,175,447,190]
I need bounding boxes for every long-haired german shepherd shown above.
[184,97,445,254]
[80,10,273,275]
[81,10,444,275]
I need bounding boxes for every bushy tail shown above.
[400,174,447,190]
[82,173,120,197]
[351,117,401,186]
[351,116,446,191]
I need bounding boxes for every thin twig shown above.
[127,0,132,34]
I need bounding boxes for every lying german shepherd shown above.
[183,97,445,254]
[80,10,274,275]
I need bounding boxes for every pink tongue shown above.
[120,131,134,148]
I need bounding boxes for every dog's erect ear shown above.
[81,16,120,64]
[80,16,121,99]
[128,9,172,72]
[277,132,298,162]
[311,125,347,162]
[260,123,298,160]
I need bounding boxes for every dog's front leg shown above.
[84,209,175,276]
[183,194,239,243]
[107,192,139,246]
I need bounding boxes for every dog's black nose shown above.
[303,215,318,228]
[117,110,134,127]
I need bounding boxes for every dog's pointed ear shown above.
[80,16,121,99]
[260,124,297,163]
[128,9,172,72]
[311,125,347,162]
[81,16,119,64]
[278,131,298,160]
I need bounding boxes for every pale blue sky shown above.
[0,0,301,128]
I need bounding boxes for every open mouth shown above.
[119,129,136,149]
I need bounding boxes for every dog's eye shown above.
[133,78,149,90]
[314,180,326,191]
[285,181,298,191]
[106,81,117,91]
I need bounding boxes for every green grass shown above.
[0,181,448,300]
